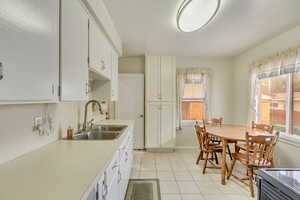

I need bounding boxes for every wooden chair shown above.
[195,121,228,174]
[195,120,220,164]
[208,117,233,160]
[236,121,274,152]
[227,132,279,197]
[211,117,223,126]
[251,121,274,133]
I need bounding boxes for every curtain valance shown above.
[251,46,300,79]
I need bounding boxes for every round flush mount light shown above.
[177,0,220,32]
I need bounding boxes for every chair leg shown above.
[202,152,209,174]
[227,145,233,160]
[227,158,237,180]
[248,167,255,198]
[196,151,203,164]
[214,152,219,165]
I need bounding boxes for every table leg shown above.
[221,139,228,185]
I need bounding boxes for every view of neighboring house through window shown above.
[293,73,300,136]
[182,79,205,121]
[256,73,300,136]
[258,75,287,132]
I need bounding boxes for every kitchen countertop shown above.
[0,120,134,200]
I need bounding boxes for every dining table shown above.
[205,124,272,185]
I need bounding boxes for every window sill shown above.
[279,133,300,148]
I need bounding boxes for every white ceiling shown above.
[103,0,300,57]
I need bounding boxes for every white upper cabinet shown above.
[0,0,59,104]
[110,50,119,101]
[60,0,89,101]
[145,56,176,102]
[160,56,176,102]
[145,56,161,102]
[89,20,111,80]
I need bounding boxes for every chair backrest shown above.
[194,121,210,150]
[211,117,223,127]
[245,132,279,166]
[251,121,273,133]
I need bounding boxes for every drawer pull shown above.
[0,62,3,80]
[117,170,122,184]
[112,164,119,170]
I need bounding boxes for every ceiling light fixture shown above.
[177,0,220,32]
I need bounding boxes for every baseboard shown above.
[146,148,175,153]
[174,146,198,149]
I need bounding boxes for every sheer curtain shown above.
[249,46,300,123]
[176,68,211,129]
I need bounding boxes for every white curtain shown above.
[176,68,211,129]
[249,46,300,123]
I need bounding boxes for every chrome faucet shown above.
[82,100,104,131]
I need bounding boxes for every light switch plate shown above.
[33,116,42,128]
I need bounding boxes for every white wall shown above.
[119,56,145,73]
[0,95,106,165]
[233,24,300,167]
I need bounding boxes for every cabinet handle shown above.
[117,170,122,184]
[86,82,89,95]
[0,62,3,80]
[101,60,105,70]
[125,151,129,162]
[52,84,55,96]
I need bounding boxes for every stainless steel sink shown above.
[72,125,127,140]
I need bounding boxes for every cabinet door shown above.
[89,20,102,73]
[89,21,111,80]
[161,102,176,147]
[119,148,131,200]
[110,50,118,101]
[145,102,161,148]
[60,0,89,101]
[105,172,121,200]
[0,0,59,103]
[102,40,112,79]
[161,56,176,102]
[146,56,161,101]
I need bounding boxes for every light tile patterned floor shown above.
[130,149,256,200]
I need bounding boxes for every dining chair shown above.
[209,117,233,160]
[227,132,279,197]
[251,121,274,133]
[195,121,228,174]
[211,117,223,126]
[236,121,274,152]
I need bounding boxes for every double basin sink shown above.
[72,125,127,140]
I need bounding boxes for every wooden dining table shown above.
[206,124,272,185]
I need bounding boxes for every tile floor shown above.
[130,149,256,200]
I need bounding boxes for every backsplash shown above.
[0,101,107,165]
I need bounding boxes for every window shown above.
[182,80,205,121]
[256,73,300,136]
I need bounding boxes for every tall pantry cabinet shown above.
[145,56,176,149]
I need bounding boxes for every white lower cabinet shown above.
[89,131,133,200]
[146,102,176,148]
